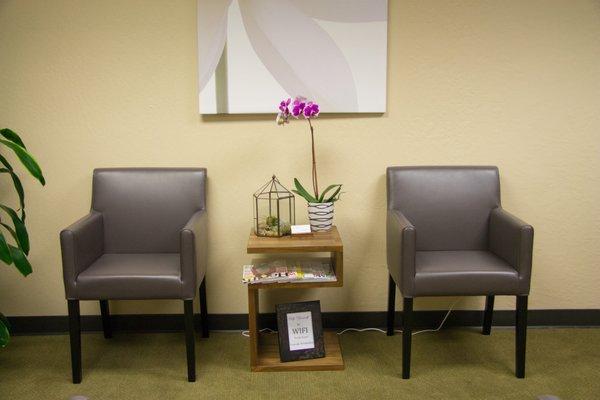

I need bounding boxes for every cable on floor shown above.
[336,299,458,336]
[241,328,276,337]
[240,300,458,337]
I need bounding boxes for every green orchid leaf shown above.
[293,178,317,203]
[318,184,342,202]
[0,231,12,264]
[292,190,312,203]
[325,185,343,203]
[8,245,32,276]
[0,317,9,347]
[0,205,29,255]
[0,128,26,149]
[0,139,45,185]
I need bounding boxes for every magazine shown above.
[242,259,337,284]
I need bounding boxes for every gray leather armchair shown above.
[386,166,533,379]
[60,168,208,383]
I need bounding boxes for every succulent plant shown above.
[265,215,279,227]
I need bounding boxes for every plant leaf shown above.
[9,173,25,219]
[0,222,18,243]
[325,185,343,203]
[0,231,12,264]
[0,313,10,330]
[0,154,13,171]
[0,128,26,149]
[0,317,9,347]
[0,166,25,215]
[0,139,45,185]
[0,148,37,217]
[0,205,29,255]
[8,245,32,276]
[318,184,341,202]
[293,178,317,203]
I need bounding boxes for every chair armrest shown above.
[489,207,534,293]
[180,210,207,299]
[387,209,416,296]
[60,212,104,298]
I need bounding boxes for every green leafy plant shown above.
[0,128,45,347]
[293,179,342,204]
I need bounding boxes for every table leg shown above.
[331,251,343,285]
[248,287,259,369]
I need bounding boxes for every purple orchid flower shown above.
[275,95,328,204]
[276,95,320,123]
[276,98,291,125]
[291,96,307,118]
[279,98,291,113]
[303,101,320,118]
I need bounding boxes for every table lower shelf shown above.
[252,331,344,372]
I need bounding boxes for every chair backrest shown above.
[92,168,206,253]
[387,166,500,251]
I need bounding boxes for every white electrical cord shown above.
[336,327,390,334]
[336,299,458,336]
[240,300,458,337]
[241,328,276,337]
[410,299,458,336]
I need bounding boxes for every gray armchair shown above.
[386,166,533,379]
[60,168,208,383]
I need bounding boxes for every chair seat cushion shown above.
[414,251,519,296]
[75,254,182,300]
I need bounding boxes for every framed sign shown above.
[276,300,325,362]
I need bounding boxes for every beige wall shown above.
[1,0,599,317]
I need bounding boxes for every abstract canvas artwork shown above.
[198,0,388,114]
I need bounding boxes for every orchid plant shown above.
[277,96,342,204]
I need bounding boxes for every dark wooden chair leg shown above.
[482,295,494,335]
[100,300,112,339]
[67,300,82,384]
[184,300,196,382]
[387,274,396,336]
[199,278,209,338]
[516,295,528,378]
[402,297,413,379]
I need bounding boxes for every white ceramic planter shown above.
[307,202,334,232]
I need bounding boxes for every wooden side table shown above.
[246,226,344,372]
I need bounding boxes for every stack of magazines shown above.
[242,259,337,284]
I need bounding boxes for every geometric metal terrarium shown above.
[253,175,295,237]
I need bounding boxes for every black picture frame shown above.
[276,300,325,362]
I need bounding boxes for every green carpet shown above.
[1,328,598,399]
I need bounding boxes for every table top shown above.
[247,226,343,254]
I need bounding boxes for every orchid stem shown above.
[308,118,319,200]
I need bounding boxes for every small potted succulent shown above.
[276,97,342,232]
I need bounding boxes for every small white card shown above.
[291,224,311,235]
[286,311,315,351]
